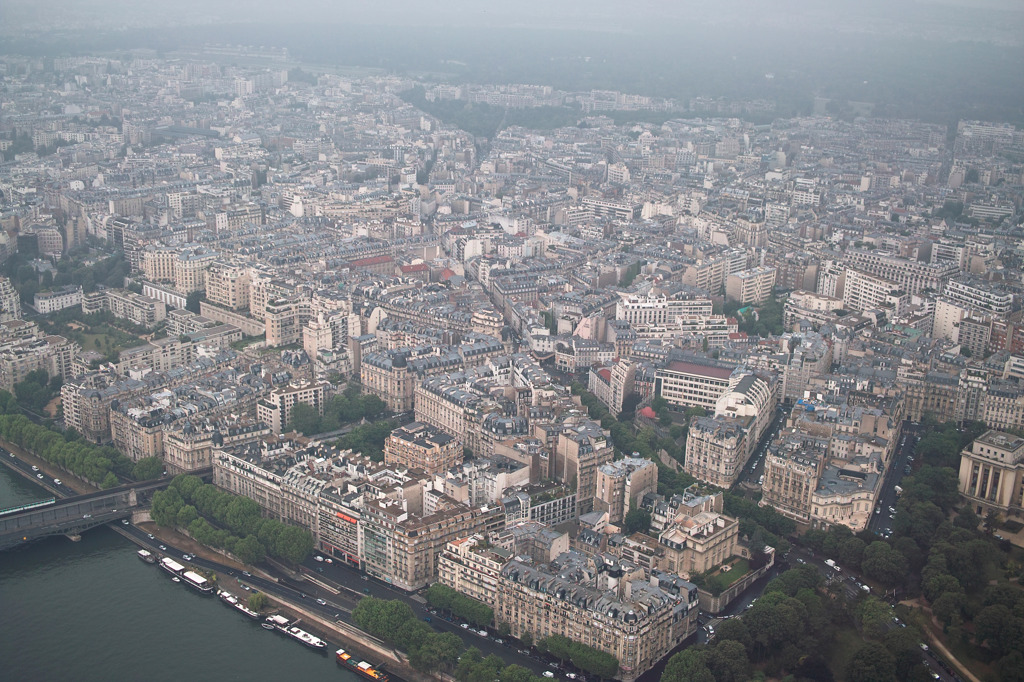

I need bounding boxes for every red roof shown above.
[440,268,455,281]
[598,368,612,381]
[400,263,429,273]
[350,255,394,267]
[667,360,734,380]
[639,406,657,419]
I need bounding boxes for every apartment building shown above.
[657,501,740,577]
[174,248,217,295]
[783,290,845,330]
[553,420,615,515]
[959,430,1024,519]
[615,293,714,327]
[843,249,958,296]
[842,268,907,315]
[761,435,825,525]
[256,381,328,434]
[498,551,698,682]
[116,337,195,375]
[205,261,251,311]
[438,534,512,605]
[684,417,749,488]
[0,276,22,322]
[588,358,638,417]
[0,333,79,390]
[265,297,312,347]
[725,266,776,305]
[163,417,270,473]
[33,285,82,314]
[105,288,167,328]
[384,421,463,476]
[594,456,659,525]
[361,496,503,591]
[654,356,736,411]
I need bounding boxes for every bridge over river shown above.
[0,473,208,551]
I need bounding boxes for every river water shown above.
[0,465,359,682]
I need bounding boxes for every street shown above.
[735,404,791,487]
[869,421,921,537]
[119,524,558,678]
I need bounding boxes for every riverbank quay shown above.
[111,522,437,682]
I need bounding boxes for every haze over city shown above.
[0,2,1023,682]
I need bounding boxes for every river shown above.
[0,465,359,681]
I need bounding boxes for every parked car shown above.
[542,673,555,679]
[314,555,324,562]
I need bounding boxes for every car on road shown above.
[36,473,44,479]
[241,584,250,591]
[314,555,324,562]
[159,545,167,551]
[241,571,251,577]
[566,674,578,679]
[317,598,327,605]
[423,616,432,622]
[316,567,324,573]
[182,554,193,561]
[360,575,369,581]
[920,643,929,652]
[82,513,92,518]
[53,479,61,485]
[460,623,469,629]
[478,629,488,637]
[325,558,333,564]
[148,533,155,539]
[542,673,555,679]
[121,519,130,525]
[31,465,39,471]
[363,588,370,594]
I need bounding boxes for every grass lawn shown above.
[705,557,751,594]
[78,325,142,353]
[826,625,863,679]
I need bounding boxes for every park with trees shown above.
[0,390,160,486]
[150,474,314,565]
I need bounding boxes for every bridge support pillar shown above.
[129,489,138,507]
[66,534,82,542]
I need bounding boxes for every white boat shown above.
[264,615,326,651]
[218,590,260,620]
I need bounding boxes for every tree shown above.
[624,508,651,534]
[287,401,321,435]
[248,592,268,612]
[233,535,266,564]
[662,648,714,682]
[862,541,908,588]
[706,639,751,682]
[953,507,980,531]
[185,291,203,314]
[132,456,164,481]
[100,471,120,488]
[846,641,896,682]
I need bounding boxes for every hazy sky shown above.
[2,0,1022,38]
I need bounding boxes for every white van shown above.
[53,479,61,486]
